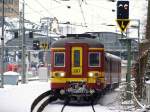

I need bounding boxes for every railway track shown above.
[31,90,96,112]
[60,104,96,112]
[31,90,57,112]
[60,103,96,112]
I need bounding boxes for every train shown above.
[50,34,121,102]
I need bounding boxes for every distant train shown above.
[50,34,121,102]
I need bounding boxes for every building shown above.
[87,32,139,60]
[0,0,19,17]
[3,32,57,72]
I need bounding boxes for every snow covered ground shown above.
[0,81,49,112]
[0,81,144,112]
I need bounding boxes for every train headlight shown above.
[54,72,65,77]
[88,72,99,77]
[88,72,94,77]
[60,72,65,77]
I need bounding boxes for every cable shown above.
[4,3,41,29]
[25,3,45,17]
[78,0,87,27]
[5,1,87,33]
[85,2,115,12]
[33,0,54,17]
[53,0,61,4]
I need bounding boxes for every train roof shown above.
[51,35,104,48]
[105,53,121,61]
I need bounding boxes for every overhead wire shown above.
[27,0,89,29]
[25,3,45,17]
[33,0,54,17]
[51,0,89,29]
[78,0,87,27]
[53,0,87,25]
[4,0,88,33]
[76,0,116,29]
[4,0,118,33]
[85,1,115,12]
[25,0,68,20]
[52,0,72,9]
[52,0,61,4]
[4,2,41,28]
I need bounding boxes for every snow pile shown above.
[4,71,19,76]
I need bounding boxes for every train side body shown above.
[104,53,121,89]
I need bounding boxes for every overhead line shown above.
[78,0,87,27]
[4,3,41,29]
[25,3,45,17]
[34,0,54,17]
[52,0,61,4]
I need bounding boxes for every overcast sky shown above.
[19,0,148,38]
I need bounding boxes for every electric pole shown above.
[21,0,26,83]
[40,17,54,78]
[0,0,5,88]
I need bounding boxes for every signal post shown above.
[116,0,131,100]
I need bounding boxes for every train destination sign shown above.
[116,19,130,32]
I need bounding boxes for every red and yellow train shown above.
[50,34,121,101]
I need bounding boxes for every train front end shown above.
[50,34,105,101]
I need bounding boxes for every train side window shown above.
[54,52,65,67]
[89,52,100,67]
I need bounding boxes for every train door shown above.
[71,47,83,76]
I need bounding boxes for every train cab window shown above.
[89,52,100,67]
[74,50,80,67]
[54,52,65,67]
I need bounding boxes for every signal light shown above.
[33,40,40,50]
[14,32,18,38]
[41,43,49,49]
[18,52,22,59]
[29,32,33,38]
[117,1,129,19]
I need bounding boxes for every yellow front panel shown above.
[50,72,105,84]
[71,47,82,75]
[51,78,96,83]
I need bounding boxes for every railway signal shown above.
[117,1,129,19]
[14,32,18,38]
[116,19,130,32]
[41,42,49,49]
[116,0,130,32]
[33,40,40,50]
[29,32,33,38]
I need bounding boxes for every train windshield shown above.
[74,50,80,67]
[89,52,100,67]
[54,52,65,67]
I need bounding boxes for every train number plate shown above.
[72,68,82,75]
